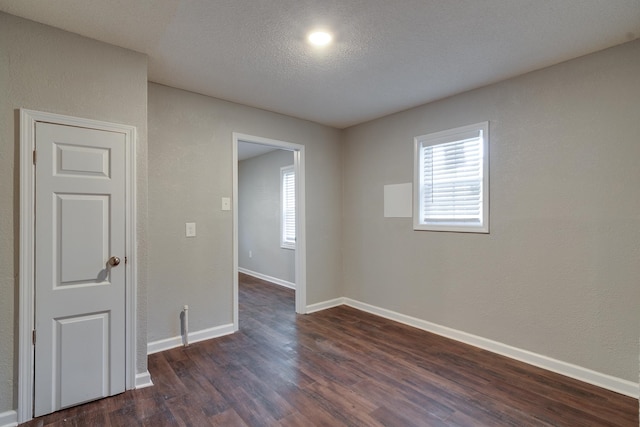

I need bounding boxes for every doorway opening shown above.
[232,133,306,331]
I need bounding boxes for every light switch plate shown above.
[185,222,196,237]
[221,197,231,211]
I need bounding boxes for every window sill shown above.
[413,223,489,233]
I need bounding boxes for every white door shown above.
[34,122,126,417]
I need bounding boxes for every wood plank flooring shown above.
[23,273,638,426]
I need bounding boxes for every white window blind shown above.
[281,165,296,248]
[414,122,489,233]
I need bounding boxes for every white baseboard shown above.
[305,297,345,314]
[0,410,17,427]
[147,323,235,355]
[309,297,637,399]
[7,373,155,425]
[238,267,296,290]
[135,371,153,389]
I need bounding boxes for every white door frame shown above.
[232,132,307,329]
[18,109,137,423]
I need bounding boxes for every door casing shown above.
[18,109,138,423]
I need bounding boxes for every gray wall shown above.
[342,40,640,382]
[239,150,295,283]
[0,13,149,413]
[147,83,342,342]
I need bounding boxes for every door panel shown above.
[56,312,110,408]
[34,122,126,417]
[58,194,110,285]
[55,143,110,178]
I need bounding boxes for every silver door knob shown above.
[108,256,121,267]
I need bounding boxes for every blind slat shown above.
[282,167,296,244]
[419,130,484,225]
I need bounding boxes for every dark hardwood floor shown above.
[23,273,638,426]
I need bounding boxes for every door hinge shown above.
[125,256,128,264]
[32,150,37,165]
[32,329,36,345]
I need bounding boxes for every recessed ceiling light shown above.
[307,31,333,47]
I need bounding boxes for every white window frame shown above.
[280,165,296,249]
[413,121,489,233]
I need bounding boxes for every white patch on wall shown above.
[384,183,412,218]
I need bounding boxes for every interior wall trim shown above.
[134,371,153,389]
[305,296,639,398]
[147,324,235,355]
[343,298,638,398]
[305,297,346,314]
[0,410,17,427]
[238,268,295,290]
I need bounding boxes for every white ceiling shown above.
[1,1,638,128]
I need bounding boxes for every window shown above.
[280,165,296,249]
[413,122,489,233]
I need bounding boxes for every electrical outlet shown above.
[185,222,196,237]
[249,250,252,258]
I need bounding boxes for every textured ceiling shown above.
[1,0,638,128]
